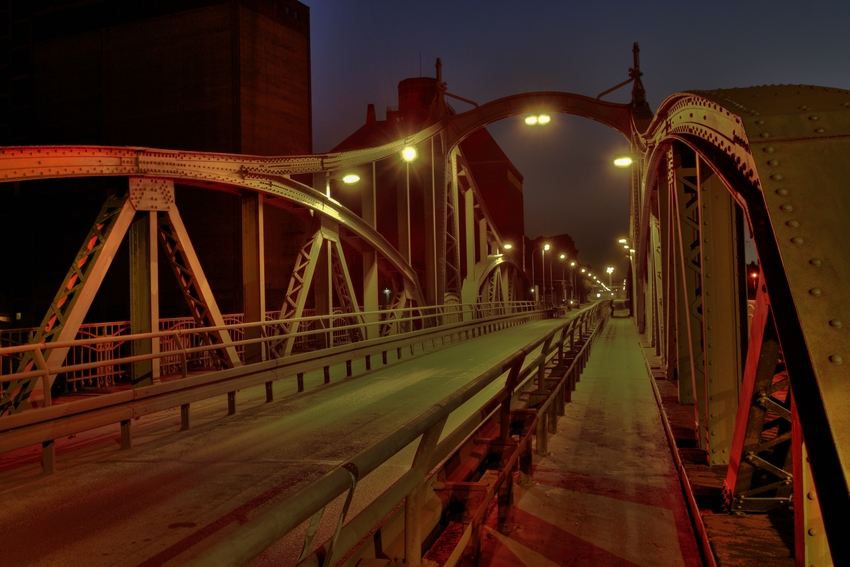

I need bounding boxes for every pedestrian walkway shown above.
[479,315,703,567]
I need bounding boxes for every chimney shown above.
[366,103,376,124]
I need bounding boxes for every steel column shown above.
[241,192,266,364]
[362,162,379,339]
[129,210,159,386]
[697,165,743,465]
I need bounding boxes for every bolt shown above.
[829,355,843,364]
[815,127,825,133]
[776,188,788,195]
[787,220,800,227]
[809,288,822,296]
[810,258,823,266]
[772,173,784,180]
[767,159,779,166]
[807,491,816,500]
[830,319,842,328]
[761,132,770,138]
[764,145,775,153]
[791,237,804,244]
[809,115,819,121]
[808,527,819,536]
[756,119,765,125]
[780,204,793,211]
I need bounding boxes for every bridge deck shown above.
[480,315,703,567]
[0,316,569,567]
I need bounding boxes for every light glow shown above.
[618,238,628,244]
[401,146,418,162]
[342,174,360,184]
[537,114,551,125]
[613,156,634,168]
[524,116,538,125]
[503,243,513,250]
[544,244,550,251]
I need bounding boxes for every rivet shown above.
[810,258,823,266]
[764,145,775,153]
[760,132,770,138]
[800,105,809,110]
[776,188,788,195]
[772,173,783,180]
[829,319,842,328]
[829,355,843,364]
[756,119,765,125]
[809,115,819,121]
[809,288,822,296]
[767,159,779,166]
[780,204,793,211]
[787,220,800,227]
[807,491,816,500]
[791,236,804,244]
[808,528,819,536]
[815,127,825,133]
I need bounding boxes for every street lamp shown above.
[524,113,551,126]
[613,155,634,168]
[606,266,614,290]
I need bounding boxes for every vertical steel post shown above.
[362,162,379,338]
[697,165,742,465]
[404,417,446,566]
[241,192,266,364]
[794,402,833,566]
[672,147,706,446]
[130,211,159,386]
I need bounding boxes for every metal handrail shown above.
[0,303,549,453]
[0,301,539,406]
[184,301,611,567]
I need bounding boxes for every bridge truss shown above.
[0,77,847,565]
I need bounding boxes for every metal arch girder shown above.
[641,84,850,561]
[0,146,426,308]
[441,91,634,150]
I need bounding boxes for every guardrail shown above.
[184,300,612,567]
[0,301,539,404]
[0,301,549,473]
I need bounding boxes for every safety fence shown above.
[0,301,538,399]
[182,300,612,567]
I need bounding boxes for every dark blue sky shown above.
[309,0,850,273]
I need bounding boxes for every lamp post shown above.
[559,254,567,304]
[541,244,550,304]
[569,260,576,306]
[400,146,418,262]
[606,266,614,292]
[531,243,550,304]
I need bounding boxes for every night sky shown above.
[309,1,850,275]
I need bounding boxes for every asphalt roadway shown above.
[0,315,571,567]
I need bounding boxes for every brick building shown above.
[331,76,525,301]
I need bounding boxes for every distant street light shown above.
[606,266,614,290]
[613,156,634,168]
[341,173,360,184]
[400,146,419,262]
[503,243,513,250]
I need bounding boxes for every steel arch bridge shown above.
[0,77,848,565]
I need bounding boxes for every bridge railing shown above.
[0,301,537,401]
[0,300,549,474]
[184,300,612,567]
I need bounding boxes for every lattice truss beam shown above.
[449,148,523,306]
[271,218,366,357]
[0,178,239,415]
[639,86,850,564]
